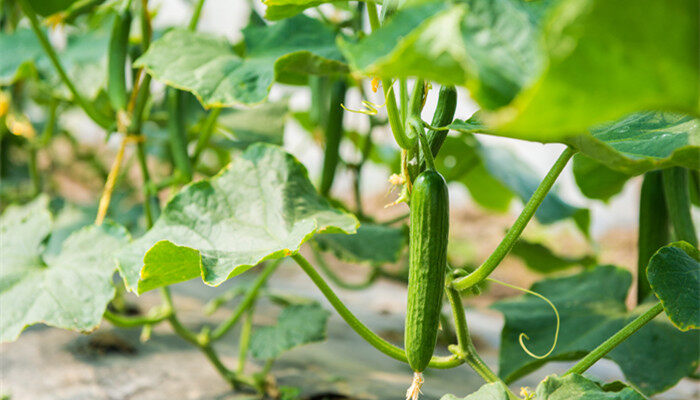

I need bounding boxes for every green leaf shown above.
[572,155,631,202]
[27,0,78,16]
[0,29,43,85]
[135,15,347,107]
[510,238,595,274]
[339,0,544,109]
[441,374,645,400]
[0,196,129,342]
[250,303,330,360]
[647,241,700,331]
[117,144,358,294]
[534,374,645,400]
[492,265,699,395]
[314,223,407,265]
[567,112,700,175]
[215,101,288,148]
[440,382,510,400]
[0,28,108,98]
[496,0,699,138]
[262,0,346,20]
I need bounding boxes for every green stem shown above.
[28,147,40,195]
[366,3,411,150]
[188,0,206,31]
[407,79,425,119]
[160,287,199,345]
[237,306,254,374]
[416,128,435,171]
[311,247,379,290]
[292,253,462,369]
[17,0,111,129]
[566,302,663,375]
[445,284,518,399]
[452,147,577,291]
[399,78,408,124]
[191,107,221,165]
[637,171,669,302]
[662,167,697,247]
[211,260,280,341]
[103,308,170,328]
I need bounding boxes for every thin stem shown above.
[311,247,379,290]
[237,306,254,374]
[292,253,462,369]
[445,283,518,399]
[28,147,40,195]
[160,287,199,345]
[188,0,206,31]
[366,3,410,150]
[211,260,281,341]
[452,147,577,291]
[103,308,170,328]
[566,302,663,375]
[399,78,408,124]
[17,0,111,129]
[191,107,222,165]
[417,129,435,171]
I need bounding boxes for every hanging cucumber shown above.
[419,85,457,170]
[637,171,669,302]
[107,1,132,112]
[662,167,698,247]
[319,79,346,196]
[404,139,449,398]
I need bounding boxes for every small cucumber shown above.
[637,171,669,301]
[319,79,346,196]
[419,85,457,170]
[107,6,132,111]
[405,169,449,373]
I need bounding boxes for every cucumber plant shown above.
[1,0,698,399]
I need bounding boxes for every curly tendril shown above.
[487,278,560,360]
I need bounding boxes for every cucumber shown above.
[107,5,132,111]
[419,85,457,170]
[662,167,698,247]
[405,169,449,373]
[637,171,669,301]
[319,80,346,196]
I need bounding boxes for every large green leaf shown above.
[647,242,700,331]
[440,382,511,400]
[492,265,699,395]
[117,144,358,294]
[441,374,645,400]
[0,196,129,342]
[0,28,107,98]
[135,15,347,107]
[0,29,43,84]
[27,0,77,16]
[339,0,544,109]
[314,222,407,265]
[249,303,330,360]
[454,112,699,178]
[496,0,699,138]
[567,112,700,175]
[262,0,365,20]
[534,374,645,400]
